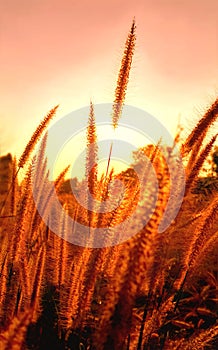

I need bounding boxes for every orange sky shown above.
[0,0,217,158]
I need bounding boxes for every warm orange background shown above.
[0,0,217,158]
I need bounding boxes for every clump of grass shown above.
[0,20,218,350]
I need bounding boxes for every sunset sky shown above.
[0,0,217,172]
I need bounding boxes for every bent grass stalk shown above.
[0,106,58,217]
[105,18,136,179]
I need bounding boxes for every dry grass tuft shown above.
[0,20,217,350]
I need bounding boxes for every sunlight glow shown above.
[50,124,151,180]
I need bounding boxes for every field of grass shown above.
[0,20,217,350]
